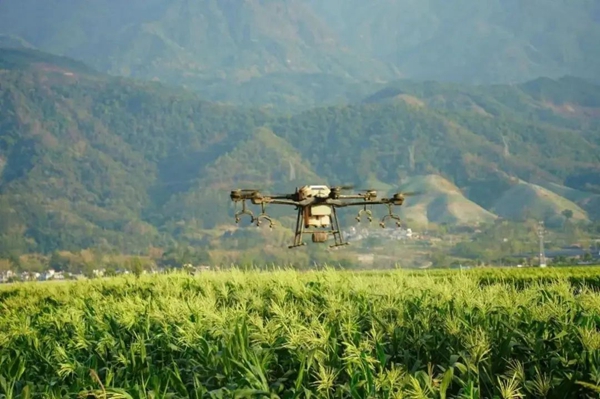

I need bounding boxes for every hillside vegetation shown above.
[491,181,589,224]
[1,48,599,255]
[1,0,599,110]
[392,175,497,227]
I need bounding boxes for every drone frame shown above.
[229,186,412,249]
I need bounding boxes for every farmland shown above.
[2,267,600,398]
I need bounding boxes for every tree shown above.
[49,252,69,272]
[7,254,21,271]
[429,250,450,268]
[127,257,144,277]
[158,245,210,269]
[562,209,573,221]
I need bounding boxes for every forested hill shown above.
[0,48,269,254]
[1,48,599,255]
[1,0,599,111]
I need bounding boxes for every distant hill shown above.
[393,175,497,227]
[1,0,599,110]
[0,48,599,255]
[532,180,600,221]
[534,181,599,204]
[0,47,98,75]
[195,73,386,113]
[0,0,396,111]
[491,181,589,224]
[359,76,600,179]
[309,0,600,84]
[363,76,600,122]
[0,33,34,49]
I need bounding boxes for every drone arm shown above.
[335,194,370,200]
[263,199,302,206]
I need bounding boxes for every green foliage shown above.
[562,209,574,220]
[126,257,144,277]
[451,221,533,261]
[412,266,600,289]
[449,218,594,263]
[158,245,211,269]
[48,251,68,272]
[0,47,97,75]
[2,268,600,397]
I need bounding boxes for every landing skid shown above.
[288,243,307,249]
[329,242,349,249]
[288,206,350,248]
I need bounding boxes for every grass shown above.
[1,266,600,398]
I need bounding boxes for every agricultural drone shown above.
[229,185,421,248]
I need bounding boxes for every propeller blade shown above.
[331,184,355,191]
[356,188,378,192]
[401,191,424,197]
[230,188,263,200]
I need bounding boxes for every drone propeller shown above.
[230,188,261,194]
[386,190,425,203]
[350,188,378,200]
[397,190,424,197]
[328,184,355,199]
[230,188,299,202]
[356,188,379,193]
[268,193,295,199]
[230,188,262,201]
[330,184,355,191]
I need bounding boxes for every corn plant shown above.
[1,266,600,398]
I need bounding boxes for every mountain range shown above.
[1,0,599,111]
[0,47,599,255]
[1,1,599,256]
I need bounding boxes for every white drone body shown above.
[297,185,333,228]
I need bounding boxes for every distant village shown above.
[1,267,136,284]
[343,226,418,241]
[0,264,211,284]
[1,224,599,284]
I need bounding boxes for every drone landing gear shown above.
[288,206,349,248]
[289,207,307,248]
[329,206,348,248]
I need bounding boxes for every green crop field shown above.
[2,267,600,398]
